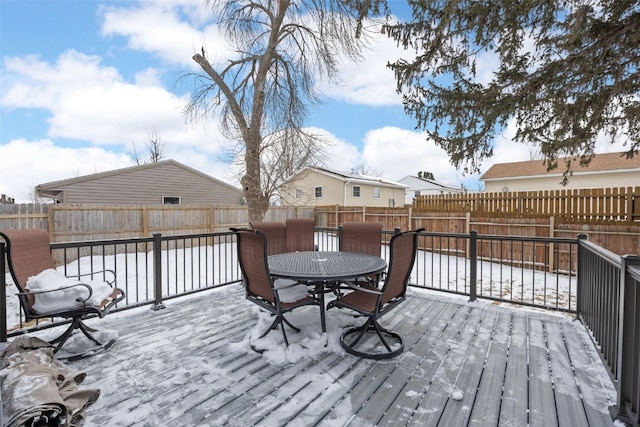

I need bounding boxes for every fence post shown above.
[548,216,555,274]
[0,242,6,343]
[469,230,477,302]
[612,254,640,425]
[151,233,165,311]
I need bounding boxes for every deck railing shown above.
[1,227,638,425]
[578,238,640,426]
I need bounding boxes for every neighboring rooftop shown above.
[292,166,408,188]
[481,151,640,180]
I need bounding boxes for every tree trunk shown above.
[242,132,268,222]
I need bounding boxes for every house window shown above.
[415,190,421,197]
[314,186,323,198]
[373,187,381,199]
[352,186,361,198]
[163,196,180,205]
[295,188,303,199]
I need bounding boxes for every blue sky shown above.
[0,0,565,203]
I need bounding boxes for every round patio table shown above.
[268,251,387,333]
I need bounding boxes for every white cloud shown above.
[135,68,162,86]
[1,47,232,149]
[0,139,133,202]
[360,126,480,187]
[319,26,408,107]
[302,128,361,172]
[1,51,123,109]
[99,1,232,68]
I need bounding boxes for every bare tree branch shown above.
[183,0,388,221]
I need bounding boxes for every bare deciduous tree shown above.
[131,130,166,165]
[354,165,382,177]
[184,0,387,221]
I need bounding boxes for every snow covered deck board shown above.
[66,285,616,426]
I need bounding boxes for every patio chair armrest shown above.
[342,282,383,295]
[66,269,116,286]
[20,283,94,303]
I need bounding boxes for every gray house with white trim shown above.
[36,160,244,205]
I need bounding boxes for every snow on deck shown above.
[57,284,616,426]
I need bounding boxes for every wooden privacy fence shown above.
[315,206,640,258]
[413,186,640,222]
[0,204,315,243]
[1,202,638,257]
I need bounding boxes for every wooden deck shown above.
[67,285,617,426]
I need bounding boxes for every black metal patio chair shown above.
[327,229,420,359]
[0,228,125,355]
[232,228,322,347]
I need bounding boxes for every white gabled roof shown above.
[398,175,465,192]
[289,166,408,189]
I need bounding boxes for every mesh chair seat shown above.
[249,221,287,255]
[285,218,317,252]
[338,222,384,289]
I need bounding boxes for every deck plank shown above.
[342,298,440,422]
[498,312,530,425]
[545,319,591,427]
[276,297,426,426]
[408,305,488,426]
[528,315,560,427]
[556,318,616,427]
[373,300,461,426]
[465,309,511,426]
[436,305,500,426]
[51,286,617,427]
[352,299,454,425]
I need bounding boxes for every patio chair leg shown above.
[260,316,282,338]
[77,319,104,346]
[281,316,301,333]
[83,323,99,333]
[340,317,404,360]
[372,321,394,352]
[49,317,109,354]
[258,314,300,347]
[49,320,78,353]
[344,318,373,348]
[280,322,290,347]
